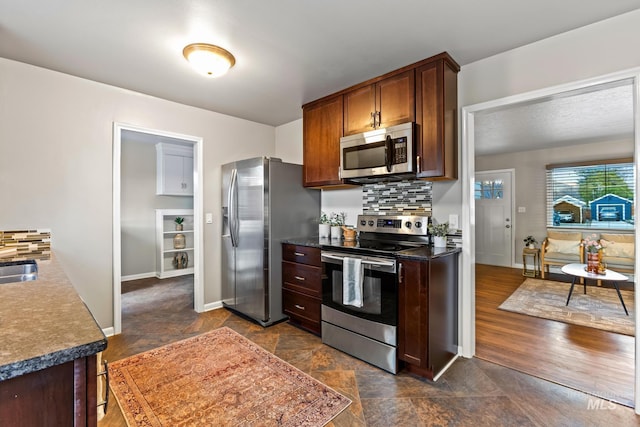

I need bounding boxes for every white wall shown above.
[274,119,303,164]
[0,58,275,328]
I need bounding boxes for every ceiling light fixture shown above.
[183,43,236,78]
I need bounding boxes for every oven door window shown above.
[322,263,397,325]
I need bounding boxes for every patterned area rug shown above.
[108,327,351,426]
[498,278,635,336]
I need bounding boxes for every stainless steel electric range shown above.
[320,214,431,373]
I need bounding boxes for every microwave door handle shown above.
[323,254,345,261]
[385,135,393,172]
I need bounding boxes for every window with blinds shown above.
[546,158,634,230]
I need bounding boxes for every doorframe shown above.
[112,122,205,335]
[461,68,640,411]
[474,168,516,267]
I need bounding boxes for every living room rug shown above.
[108,327,351,426]
[498,278,635,336]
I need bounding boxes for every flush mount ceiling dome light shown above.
[183,43,236,78]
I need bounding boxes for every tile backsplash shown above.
[0,229,51,260]
[362,180,432,215]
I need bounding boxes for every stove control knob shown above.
[368,220,374,226]
[405,221,412,229]
[415,221,422,228]
[360,220,367,226]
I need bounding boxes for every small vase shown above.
[176,223,184,231]
[173,233,186,249]
[528,244,535,249]
[330,225,342,240]
[319,223,330,239]
[587,252,599,273]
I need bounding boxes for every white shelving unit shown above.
[156,209,194,278]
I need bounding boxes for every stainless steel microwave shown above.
[339,122,415,183]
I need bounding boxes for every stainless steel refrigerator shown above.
[221,157,320,326]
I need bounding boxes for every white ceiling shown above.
[1,0,639,130]
[474,80,635,156]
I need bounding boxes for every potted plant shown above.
[330,212,346,240]
[429,221,449,247]
[318,212,330,239]
[174,217,185,231]
[523,235,537,249]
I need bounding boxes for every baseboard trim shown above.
[121,272,156,282]
[204,300,224,311]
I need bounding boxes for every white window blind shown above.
[546,158,634,230]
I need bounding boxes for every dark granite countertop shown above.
[0,253,107,381]
[282,236,461,260]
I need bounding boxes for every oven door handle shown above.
[322,253,395,267]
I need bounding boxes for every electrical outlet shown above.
[518,206,526,213]
[205,213,213,224]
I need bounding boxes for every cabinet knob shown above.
[295,304,306,311]
[398,263,403,283]
[294,252,305,257]
[294,275,305,281]
[370,112,376,128]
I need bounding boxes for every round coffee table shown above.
[561,263,629,315]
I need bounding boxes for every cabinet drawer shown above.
[283,289,321,325]
[282,261,321,297]
[282,244,321,266]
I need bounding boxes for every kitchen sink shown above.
[0,259,38,284]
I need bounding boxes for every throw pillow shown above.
[601,240,634,258]
[546,238,579,254]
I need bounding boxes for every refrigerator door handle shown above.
[228,168,238,247]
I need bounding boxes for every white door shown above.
[475,170,514,267]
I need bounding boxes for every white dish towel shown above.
[343,257,364,307]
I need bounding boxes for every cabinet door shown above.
[344,70,415,136]
[163,154,186,194]
[377,69,415,129]
[303,95,344,187]
[397,259,428,368]
[415,59,458,180]
[343,84,376,136]
[182,155,194,194]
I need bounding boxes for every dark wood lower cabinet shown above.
[282,244,323,335]
[398,253,459,379]
[0,354,98,426]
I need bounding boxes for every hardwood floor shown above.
[475,263,635,407]
[99,275,640,426]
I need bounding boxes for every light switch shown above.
[518,206,526,213]
[205,213,213,224]
[448,214,458,230]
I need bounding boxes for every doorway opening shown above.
[461,71,640,410]
[112,123,204,335]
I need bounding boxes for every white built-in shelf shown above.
[156,209,194,279]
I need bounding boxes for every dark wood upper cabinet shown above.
[302,52,459,188]
[344,70,415,136]
[302,95,344,188]
[415,56,459,180]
